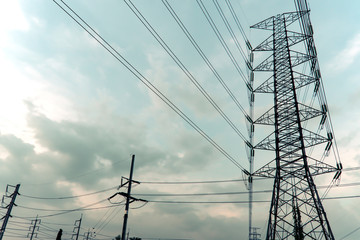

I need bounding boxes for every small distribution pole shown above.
[84,229,92,240]
[0,184,20,240]
[72,215,83,240]
[29,216,40,240]
[121,154,135,240]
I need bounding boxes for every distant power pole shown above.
[121,154,135,240]
[72,215,83,240]
[84,229,93,240]
[0,184,20,240]
[28,216,40,240]
[107,155,146,240]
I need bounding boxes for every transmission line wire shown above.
[40,223,63,232]
[146,194,360,204]
[148,200,268,204]
[19,185,118,200]
[2,233,27,238]
[339,226,360,240]
[12,179,360,211]
[196,0,249,85]
[133,190,271,197]
[15,198,110,218]
[16,203,121,212]
[91,196,126,237]
[162,0,250,120]
[137,167,357,184]
[140,238,192,240]
[139,178,251,184]
[53,0,246,171]
[212,0,248,63]
[124,0,249,144]
[295,0,342,166]
[16,201,126,216]
[6,227,29,232]
[96,204,125,235]
[38,220,74,227]
[7,219,31,225]
[37,230,56,238]
[93,204,115,230]
[225,0,250,46]
[133,181,360,197]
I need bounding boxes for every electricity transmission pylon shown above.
[250,8,342,240]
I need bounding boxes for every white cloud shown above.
[327,33,360,72]
[0,1,29,31]
[0,0,29,45]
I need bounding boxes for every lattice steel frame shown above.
[251,12,336,240]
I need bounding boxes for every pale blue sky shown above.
[0,1,360,239]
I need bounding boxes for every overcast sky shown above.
[1,0,360,240]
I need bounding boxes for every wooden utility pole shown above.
[121,154,135,240]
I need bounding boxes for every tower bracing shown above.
[250,9,342,240]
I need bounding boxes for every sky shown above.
[0,0,360,239]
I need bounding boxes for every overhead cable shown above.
[15,198,110,218]
[213,0,248,63]
[147,194,360,204]
[124,0,249,144]
[133,181,360,197]
[196,0,249,85]
[162,0,250,119]
[19,185,118,200]
[53,0,246,171]
[139,178,250,184]
[225,0,250,46]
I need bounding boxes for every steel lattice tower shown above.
[249,10,342,240]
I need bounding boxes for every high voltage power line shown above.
[19,185,117,200]
[139,178,252,184]
[16,167,360,201]
[53,0,247,172]
[196,0,249,84]
[161,0,249,119]
[124,0,249,144]
[1,175,359,238]
[13,178,360,209]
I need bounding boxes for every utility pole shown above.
[84,229,92,240]
[72,215,83,240]
[28,216,40,240]
[121,154,135,240]
[0,184,20,240]
[108,155,146,240]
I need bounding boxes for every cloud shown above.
[327,33,360,72]
[0,94,218,189]
[0,0,29,34]
[0,99,251,239]
[144,47,225,119]
[132,200,249,239]
[0,134,34,159]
